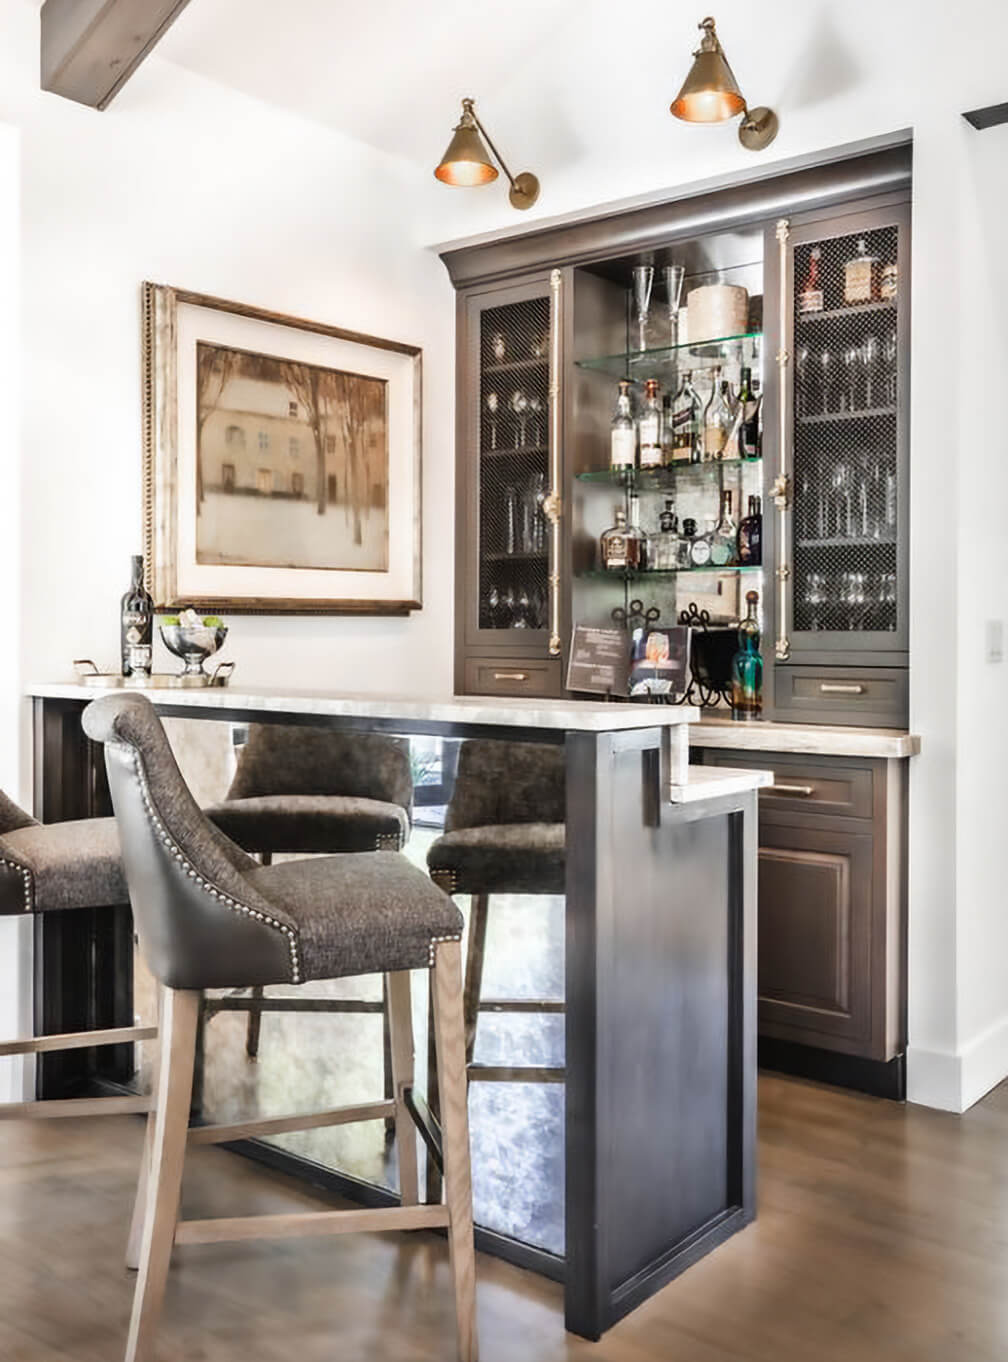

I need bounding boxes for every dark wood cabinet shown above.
[699,748,907,1071]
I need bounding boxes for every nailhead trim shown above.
[0,855,33,913]
[374,832,403,851]
[430,867,457,895]
[427,931,463,967]
[118,745,301,983]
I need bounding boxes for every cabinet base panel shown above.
[759,1036,905,1100]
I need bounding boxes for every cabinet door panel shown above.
[757,823,873,1050]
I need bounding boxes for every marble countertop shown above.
[690,714,920,759]
[27,682,699,734]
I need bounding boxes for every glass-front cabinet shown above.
[767,201,910,723]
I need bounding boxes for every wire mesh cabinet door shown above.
[770,200,910,676]
[454,271,565,683]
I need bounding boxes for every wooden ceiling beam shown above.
[40,0,193,110]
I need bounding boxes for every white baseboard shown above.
[908,1013,1008,1112]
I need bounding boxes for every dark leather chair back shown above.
[444,740,565,832]
[82,695,299,991]
[0,790,36,835]
[228,724,413,814]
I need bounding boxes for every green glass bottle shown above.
[731,590,763,721]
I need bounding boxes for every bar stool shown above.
[203,724,413,1100]
[82,694,477,1362]
[0,788,156,1268]
[427,739,566,1084]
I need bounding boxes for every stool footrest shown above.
[188,1099,397,1145]
[466,1064,565,1084]
[203,997,385,1017]
[476,999,564,1014]
[0,1025,157,1057]
[175,1203,451,1246]
[404,1087,443,1174]
[0,1095,152,1120]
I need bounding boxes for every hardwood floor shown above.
[0,1073,1005,1361]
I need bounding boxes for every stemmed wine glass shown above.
[883,330,897,405]
[841,346,859,413]
[485,391,499,450]
[632,265,655,353]
[796,345,810,416]
[526,394,544,446]
[663,265,686,348]
[860,334,880,410]
[818,348,833,415]
[510,389,529,449]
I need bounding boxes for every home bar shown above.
[1,5,1004,1362]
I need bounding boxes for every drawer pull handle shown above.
[819,683,865,695]
[493,671,528,682]
[766,783,815,797]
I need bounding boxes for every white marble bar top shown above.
[690,714,920,759]
[27,682,700,734]
[669,765,774,803]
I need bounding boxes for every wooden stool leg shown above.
[463,895,489,1069]
[424,969,442,1206]
[126,990,163,1271]
[382,978,395,1141]
[432,940,478,1362]
[245,985,264,1059]
[385,970,419,1206]
[124,987,200,1362]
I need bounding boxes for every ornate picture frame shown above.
[141,283,422,614]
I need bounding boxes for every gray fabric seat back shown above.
[445,740,566,832]
[82,695,299,990]
[0,789,37,835]
[228,724,413,815]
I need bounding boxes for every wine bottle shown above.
[737,495,763,566]
[710,490,739,566]
[638,379,663,468]
[121,555,154,678]
[799,246,824,314]
[610,380,636,472]
[731,590,763,721]
[738,367,762,460]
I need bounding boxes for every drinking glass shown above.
[841,346,859,412]
[510,390,529,449]
[883,330,898,405]
[513,590,531,628]
[526,394,544,446]
[832,462,852,538]
[860,334,880,409]
[663,265,686,347]
[503,485,518,555]
[818,348,833,414]
[485,391,499,450]
[804,572,827,631]
[632,265,655,353]
[796,345,810,415]
[491,331,507,363]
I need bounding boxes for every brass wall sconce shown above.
[434,98,541,210]
[670,17,779,152]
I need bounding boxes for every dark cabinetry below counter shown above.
[697,747,907,1098]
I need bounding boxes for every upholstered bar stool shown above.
[0,788,156,1267]
[203,724,413,1077]
[427,739,566,1085]
[82,695,477,1362]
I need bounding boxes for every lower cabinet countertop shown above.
[691,714,920,760]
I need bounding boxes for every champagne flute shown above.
[485,391,499,450]
[663,265,686,348]
[818,348,833,415]
[510,389,529,449]
[796,344,810,416]
[883,329,898,405]
[526,394,544,446]
[860,334,879,410]
[841,346,859,413]
[632,265,655,353]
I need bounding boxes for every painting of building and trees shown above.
[195,342,389,572]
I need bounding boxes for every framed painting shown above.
[141,283,422,613]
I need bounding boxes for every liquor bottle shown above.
[703,367,731,461]
[736,495,763,566]
[680,517,698,568]
[737,367,762,460]
[638,379,663,468]
[798,246,824,314]
[670,371,701,464]
[600,507,643,571]
[721,380,742,460]
[710,490,738,566]
[844,237,880,305]
[880,259,898,301]
[689,518,714,568]
[628,492,650,570]
[731,591,763,721]
[610,380,636,472]
[661,395,676,465]
[121,554,154,678]
[655,498,678,570]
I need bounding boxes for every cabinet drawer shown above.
[463,656,563,698]
[702,750,875,820]
[774,667,908,727]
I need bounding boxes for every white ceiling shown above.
[158,0,583,168]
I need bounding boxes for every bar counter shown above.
[26,682,769,1339]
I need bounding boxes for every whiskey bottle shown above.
[798,246,824,314]
[689,517,714,568]
[844,237,880,305]
[121,554,154,678]
[628,492,650,569]
[655,498,678,570]
[736,495,763,566]
[600,507,643,571]
[638,379,663,468]
[710,490,738,566]
[730,590,763,721]
[703,367,731,460]
[670,370,701,464]
[737,367,762,460]
[610,380,636,472]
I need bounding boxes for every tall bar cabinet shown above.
[443,138,914,1097]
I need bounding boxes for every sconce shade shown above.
[670,17,746,123]
[434,106,499,186]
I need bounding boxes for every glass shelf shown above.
[575,331,762,382]
[797,536,896,550]
[482,444,547,460]
[576,458,762,487]
[579,565,764,581]
[797,407,895,426]
[797,300,896,324]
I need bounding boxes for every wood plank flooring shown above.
[0,1073,1005,1361]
